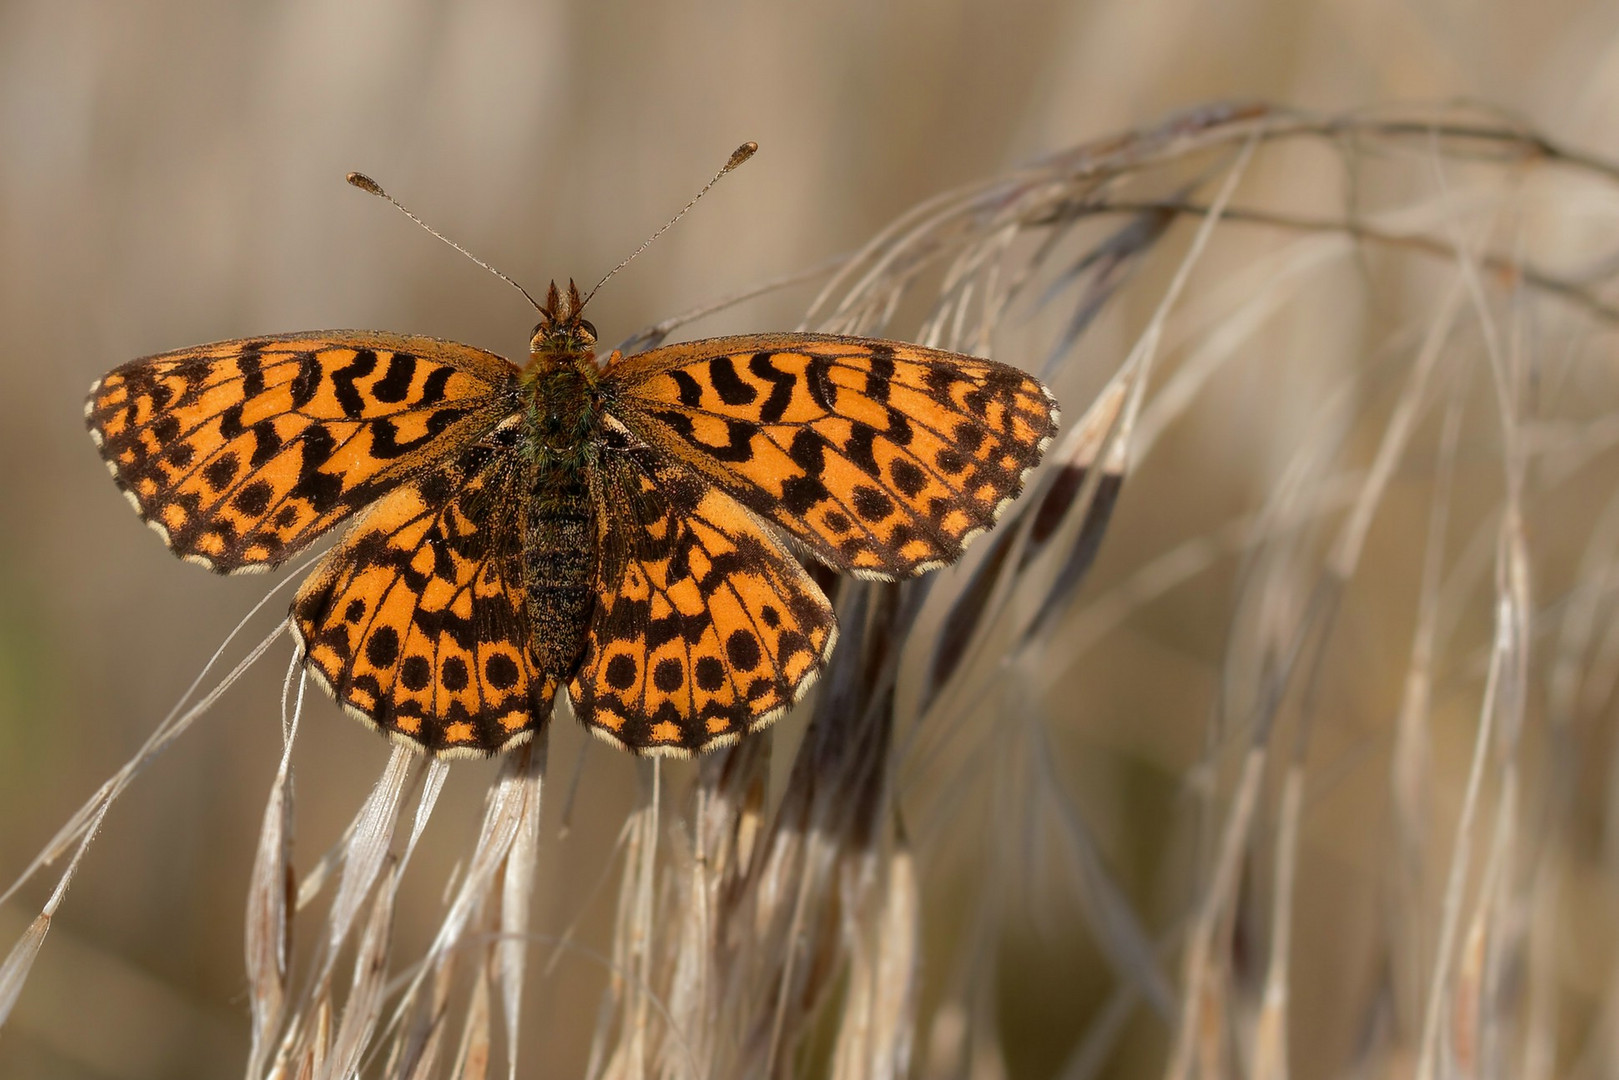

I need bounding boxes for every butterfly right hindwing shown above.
[568,443,836,756]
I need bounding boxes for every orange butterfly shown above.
[86,168,1058,758]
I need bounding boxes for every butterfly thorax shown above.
[518,357,598,449]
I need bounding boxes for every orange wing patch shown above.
[87,331,518,572]
[568,449,836,756]
[291,430,553,757]
[605,334,1057,580]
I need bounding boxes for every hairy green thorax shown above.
[517,279,609,466]
[518,361,601,463]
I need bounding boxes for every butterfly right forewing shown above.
[602,333,1058,581]
[86,330,519,573]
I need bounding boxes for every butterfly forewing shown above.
[86,331,518,572]
[603,334,1059,580]
[568,444,836,755]
[291,426,554,757]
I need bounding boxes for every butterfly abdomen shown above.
[516,364,602,682]
[521,459,596,679]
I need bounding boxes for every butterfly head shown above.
[529,279,598,363]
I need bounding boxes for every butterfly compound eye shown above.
[578,319,598,343]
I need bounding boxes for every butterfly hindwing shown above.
[291,425,553,757]
[86,331,518,572]
[567,445,836,756]
[603,334,1058,580]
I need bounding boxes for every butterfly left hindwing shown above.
[291,424,554,757]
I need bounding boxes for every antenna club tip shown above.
[346,172,386,196]
[726,142,759,171]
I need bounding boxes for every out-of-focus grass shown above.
[4,2,1619,1078]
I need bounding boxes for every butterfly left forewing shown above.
[602,333,1058,580]
[87,331,518,572]
[568,445,836,756]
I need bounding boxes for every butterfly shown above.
[86,273,1057,758]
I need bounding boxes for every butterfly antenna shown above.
[579,141,759,311]
[345,172,545,314]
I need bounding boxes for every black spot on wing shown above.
[289,351,321,408]
[331,349,380,419]
[239,348,266,397]
[726,629,761,671]
[749,352,796,424]
[485,653,519,691]
[370,351,418,403]
[234,479,274,516]
[401,655,431,691]
[152,415,182,447]
[441,655,469,692]
[249,420,283,467]
[707,356,757,406]
[780,474,831,516]
[787,428,826,474]
[606,654,637,690]
[366,625,400,668]
[653,657,685,692]
[694,655,725,691]
[865,346,895,403]
[204,453,239,491]
[890,458,926,497]
[670,369,704,408]
[852,485,893,522]
[219,403,245,439]
[419,365,455,406]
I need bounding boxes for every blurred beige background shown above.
[4,0,1619,1076]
